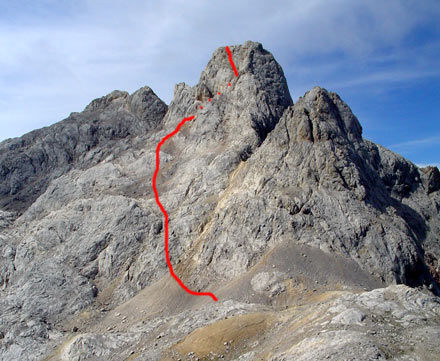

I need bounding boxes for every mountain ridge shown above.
[0,86,167,214]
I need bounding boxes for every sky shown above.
[0,0,439,167]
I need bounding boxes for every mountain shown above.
[0,41,439,361]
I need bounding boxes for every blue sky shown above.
[0,0,439,167]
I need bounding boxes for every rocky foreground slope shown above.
[0,41,439,361]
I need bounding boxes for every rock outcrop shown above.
[0,41,439,361]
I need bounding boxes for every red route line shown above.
[152,46,239,302]
[225,46,239,77]
[152,115,218,302]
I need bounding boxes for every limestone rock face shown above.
[0,41,439,361]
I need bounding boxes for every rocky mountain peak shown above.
[196,41,291,104]
[162,42,293,173]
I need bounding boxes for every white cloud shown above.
[0,0,439,140]
[328,69,440,89]
[388,136,440,150]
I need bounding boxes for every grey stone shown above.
[331,308,366,325]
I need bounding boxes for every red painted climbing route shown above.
[152,46,239,302]
[152,116,217,301]
[226,46,239,77]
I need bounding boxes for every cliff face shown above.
[0,41,439,361]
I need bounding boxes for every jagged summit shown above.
[0,41,439,361]
[196,41,292,112]
[165,41,292,146]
